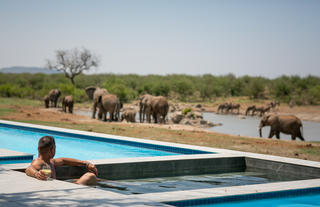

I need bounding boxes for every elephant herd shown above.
[84,87,169,124]
[139,94,169,124]
[43,87,170,124]
[43,88,304,141]
[43,89,73,113]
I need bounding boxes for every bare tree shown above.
[47,48,99,85]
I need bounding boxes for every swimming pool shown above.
[165,187,320,207]
[0,122,211,162]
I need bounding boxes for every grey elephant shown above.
[85,86,109,119]
[259,114,304,141]
[139,94,154,123]
[97,94,121,122]
[48,89,61,107]
[43,95,50,108]
[151,96,169,124]
[121,108,136,123]
[62,95,74,113]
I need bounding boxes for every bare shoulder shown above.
[31,158,45,170]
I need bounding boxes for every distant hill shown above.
[0,66,61,74]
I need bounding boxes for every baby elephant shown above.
[43,95,50,108]
[62,96,74,113]
[121,109,136,123]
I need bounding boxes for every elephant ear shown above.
[85,86,96,100]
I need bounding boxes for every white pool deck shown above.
[1,120,320,206]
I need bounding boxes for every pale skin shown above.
[25,144,98,185]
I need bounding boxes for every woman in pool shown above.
[25,136,98,185]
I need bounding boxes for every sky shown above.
[0,0,319,78]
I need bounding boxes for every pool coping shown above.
[1,119,320,206]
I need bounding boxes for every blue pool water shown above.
[185,193,320,207]
[167,188,320,207]
[0,125,183,161]
[209,193,320,207]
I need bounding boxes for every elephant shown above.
[97,94,121,122]
[48,89,61,107]
[43,95,50,108]
[245,105,256,116]
[139,94,154,123]
[62,95,74,113]
[85,86,109,119]
[151,96,169,124]
[121,108,136,123]
[259,114,305,141]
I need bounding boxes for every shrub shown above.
[152,82,170,96]
[182,107,192,115]
[0,83,14,97]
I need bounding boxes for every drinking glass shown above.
[40,164,52,180]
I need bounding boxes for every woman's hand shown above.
[34,170,48,180]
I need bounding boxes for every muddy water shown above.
[204,113,320,142]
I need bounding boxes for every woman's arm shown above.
[25,160,47,180]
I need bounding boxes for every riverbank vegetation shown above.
[0,73,319,105]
